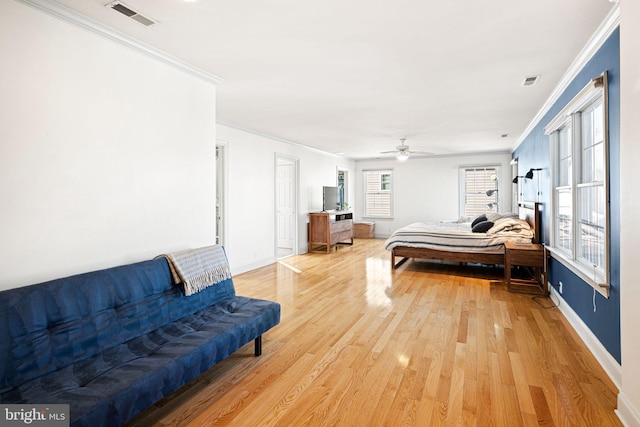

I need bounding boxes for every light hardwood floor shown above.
[127,238,620,426]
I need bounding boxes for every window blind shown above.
[364,170,392,217]
[463,167,498,216]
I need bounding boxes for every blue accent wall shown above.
[513,28,620,363]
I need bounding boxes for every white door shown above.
[276,157,297,257]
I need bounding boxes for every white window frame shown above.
[459,166,500,217]
[545,72,610,297]
[363,169,393,218]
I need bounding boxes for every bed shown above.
[386,202,540,269]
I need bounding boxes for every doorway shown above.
[511,158,519,212]
[337,168,348,210]
[275,155,298,259]
[216,143,226,246]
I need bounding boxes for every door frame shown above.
[275,154,299,259]
[337,167,349,210]
[216,140,228,246]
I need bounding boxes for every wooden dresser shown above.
[308,212,353,253]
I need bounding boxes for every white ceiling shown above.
[54,0,614,160]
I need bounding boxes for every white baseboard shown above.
[550,287,640,425]
[617,392,640,427]
[549,287,622,389]
[232,257,277,276]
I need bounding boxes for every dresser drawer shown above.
[331,220,352,233]
[507,247,544,267]
[331,230,353,243]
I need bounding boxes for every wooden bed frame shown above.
[391,202,541,269]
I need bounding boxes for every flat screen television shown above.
[322,186,339,211]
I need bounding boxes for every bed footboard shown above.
[391,250,410,269]
[391,246,504,269]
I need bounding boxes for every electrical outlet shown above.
[559,281,563,294]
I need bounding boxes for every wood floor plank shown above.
[443,342,465,425]
[530,384,555,426]
[510,351,537,415]
[476,373,493,426]
[504,383,525,427]
[125,239,621,427]
[462,377,477,423]
[488,352,509,426]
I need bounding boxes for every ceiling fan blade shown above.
[381,137,434,157]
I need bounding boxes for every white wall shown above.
[355,152,513,237]
[0,1,217,290]
[618,1,640,424]
[217,123,355,274]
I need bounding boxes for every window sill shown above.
[546,246,610,298]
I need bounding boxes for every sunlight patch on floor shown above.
[365,257,392,307]
[277,261,302,274]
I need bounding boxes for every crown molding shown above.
[514,4,620,151]
[216,119,349,159]
[14,0,223,85]
[358,150,512,163]
[218,120,512,162]
[218,119,511,162]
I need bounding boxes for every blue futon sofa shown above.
[0,254,280,426]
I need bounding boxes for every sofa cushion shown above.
[1,295,280,426]
[0,258,237,393]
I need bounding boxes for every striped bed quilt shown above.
[384,218,533,254]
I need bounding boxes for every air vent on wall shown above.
[107,1,156,27]
[522,75,540,86]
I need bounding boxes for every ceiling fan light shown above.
[396,152,409,161]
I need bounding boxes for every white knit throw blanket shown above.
[158,245,232,296]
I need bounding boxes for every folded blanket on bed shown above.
[157,245,232,296]
[486,217,532,235]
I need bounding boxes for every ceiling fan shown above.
[380,138,433,161]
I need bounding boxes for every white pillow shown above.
[487,217,531,234]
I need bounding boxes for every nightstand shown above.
[504,241,548,295]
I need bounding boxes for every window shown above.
[546,73,609,296]
[364,169,392,217]
[555,125,573,253]
[460,167,500,216]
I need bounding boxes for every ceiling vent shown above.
[522,75,540,87]
[107,1,156,27]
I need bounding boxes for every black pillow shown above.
[472,220,494,233]
[471,214,487,228]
